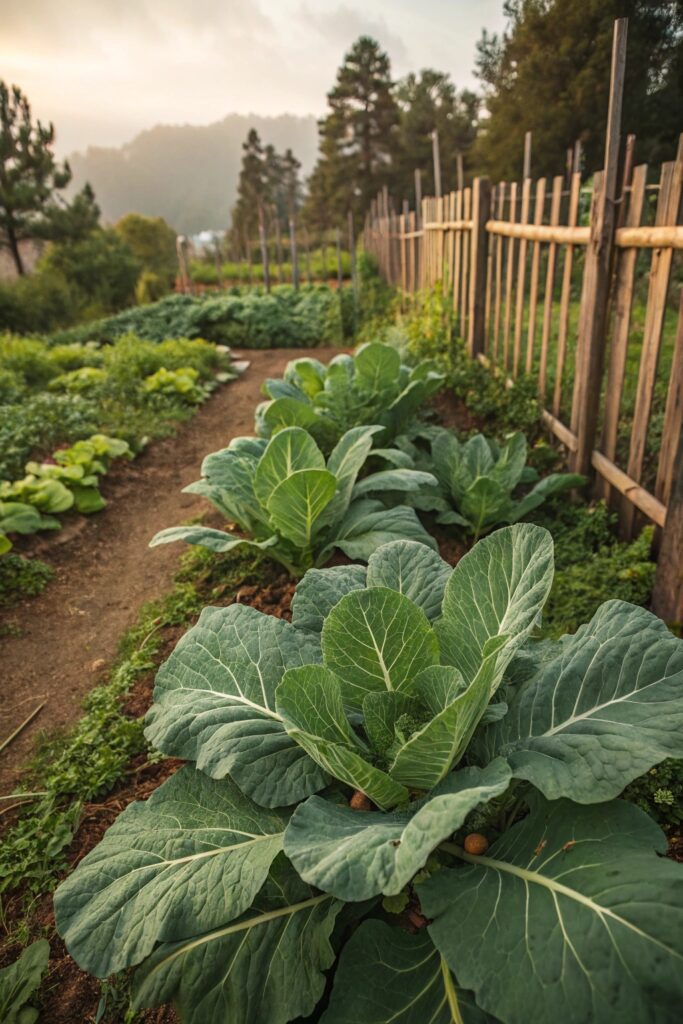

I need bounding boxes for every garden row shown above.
[3,333,681,1024]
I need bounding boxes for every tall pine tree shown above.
[305,36,399,228]
[0,81,72,274]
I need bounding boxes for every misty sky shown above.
[3,0,507,156]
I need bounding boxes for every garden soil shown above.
[0,346,342,791]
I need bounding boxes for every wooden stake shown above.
[432,130,442,197]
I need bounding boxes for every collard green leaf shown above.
[277,666,409,809]
[331,500,438,561]
[291,564,367,634]
[479,600,683,802]
[459,478,512,535]
[388,657,509,789]
[267,468,337,548]
[351,468,438,499]
[253,426,325,506]
[146,604,327,807]
[436,524,553,685]
[420,795,683,1024]
[133,858,341,1024]
[284,760,511,901]
[354,341,401,391]
[150,525,279,554]
[321,920,493,1024]
[55,768,288,976]
[262,395,322,434]
[366,539,452,622]
[320,425,383,526]
[362,690,418,756]
[506,470,586,522]
[322,587,440,710]
[0,940,49,1024]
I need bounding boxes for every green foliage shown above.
[624,759,683,831]
[54,527,683,1023]
[151,425,437,576]
[542,525,656,638]
[0,269,78,335]
[142,366,208,404]
[115,213,177,290]
[49,285,344,348]
[400,427,584,539]
[0,939,49,1024]
[256,343,444,448]
[0,81,71,276]
[0,553,52,606]
[475,1,682,180]
[40,227,140,317]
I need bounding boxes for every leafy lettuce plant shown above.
[255,342,444,448]
[150,424,437,576]
[403,427,585,539]
[55,524,683,1024]
[0,500,59,554]
[142,366,209,405]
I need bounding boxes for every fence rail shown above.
[363,124,683,620]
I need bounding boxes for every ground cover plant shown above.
[49,285,345,348]
[151,424,437,575]
[53,525,683,1023]
[398,427,584,540]
[255,341,444,448]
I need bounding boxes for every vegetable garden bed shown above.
[1,341,681,1024]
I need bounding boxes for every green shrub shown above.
[0,394,100,480]
[0,553,53,606]
[40,228,140,316]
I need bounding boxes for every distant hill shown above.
[67,113,320,235]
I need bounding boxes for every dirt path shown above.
[0,347,341,790]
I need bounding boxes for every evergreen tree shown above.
[474,0,682,181]
[230,129,268,248]
[304,36,400,227]
[0,81,72,274]
[395,70,479,199]
[39,184,100,244]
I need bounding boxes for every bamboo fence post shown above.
[538,176,563,397]
[453,188,463,328]
[492,182,506,362]
[290,214,299,290]
[598,162,647,502]
[468,177,491,358]
[621,141,683,535]
[512,176,532,375]
[570,18,627,477]
[502,182,518,369]
[484,184,496,348]
[461,187,472,338]
[525,176,547,373]
[651,422,683,623]
[432,130,442,198]
[552,171,581,415]
[523,131,532,180]
[456,152,464,193]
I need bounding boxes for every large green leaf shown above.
[351,468,438,499]
[489,432,527,490]
[322,587,440,711]
[330,500,438,561]
[506,470,586,522]
[420,795,683,1024]
[133,858,341,1024]
[262,395,322,434]
[55,768,288,976]
[277,666,409,809]
[284,761,511,900]
[267,468,337,548]
[479,600,683,802]
[320,425,383,526]
[354,341,401,391]
[436,524,554,685]
[459,478,512,534]
[253,427,325,506]
[0,940,49,1024]
[150,525,279,554]
[290,564,367,634]
[145,604,327,807]
[366,539,452,622]
[321,921,493,1024]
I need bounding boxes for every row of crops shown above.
[6,337,677,1023]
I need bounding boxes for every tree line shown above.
[230,0,680,245]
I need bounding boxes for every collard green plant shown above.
[255,342,444,448]
[150,424,437,576]
[0,939,50,1024]
[55,525,683,1024]
[402,427,584,539]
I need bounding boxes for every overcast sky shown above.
[3,0,507,156]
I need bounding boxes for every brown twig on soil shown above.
[0,702,46,755]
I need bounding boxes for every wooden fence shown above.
[364,20,683,621]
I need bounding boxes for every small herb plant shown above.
[151,424,437,576]
[403,427,584,539]
[55,525,683,1024]
[255,342,444,448]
